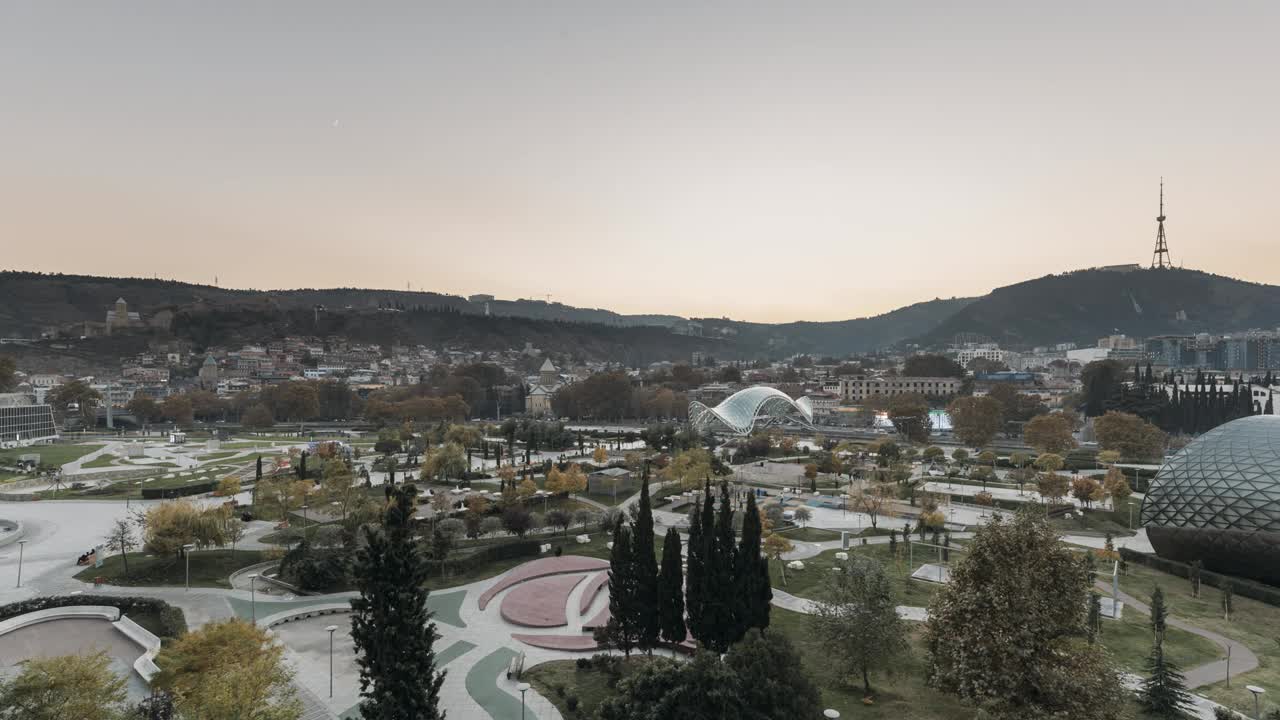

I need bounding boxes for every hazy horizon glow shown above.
[2,2,1278,322]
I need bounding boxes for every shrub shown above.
[0,595,187,638]
[554,683,566,697]
[566,695,579,711]
[575,657,592,670]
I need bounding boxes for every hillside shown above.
[916,268,1280,348]
[0,271,970,359]
[698,297,977,356]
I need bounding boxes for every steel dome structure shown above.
[688,386,815,436]
[1141,414,1280,584]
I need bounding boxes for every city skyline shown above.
[3,2,1279,322]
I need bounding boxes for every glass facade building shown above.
[0,397,59,446]
[1141,415,1280,584]
[689,386,814,436]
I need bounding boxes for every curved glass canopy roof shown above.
[689,386,815,436]
[1142,414,1280,533]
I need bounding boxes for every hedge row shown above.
[1118,548,1280,608]
[141,481,215,499]
[0,594,188,638]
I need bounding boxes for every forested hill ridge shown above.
[915,267,1280,348]
[0,271,970,358]
[0,271,680,334]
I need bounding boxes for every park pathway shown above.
[1093,579,1258,688]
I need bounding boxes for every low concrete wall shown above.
[259,602,351,629]
[112,615,162,682]
[0,605,122,636]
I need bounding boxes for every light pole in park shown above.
[248,573,259,622]
[183,543,195,591]
[517,682,530,720]
[1247,685,1265,719]
[326,624,338,698]
[15,540,27,588]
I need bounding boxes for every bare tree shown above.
[104,518,136,578]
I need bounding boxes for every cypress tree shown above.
[736,491,772,636]
[606,519,639,657]
[297,451,307,480]
[1267,391,1275,415]
[701,480,739,653]
[1087,592,1102,644]
[657,526,687,645]
[684,487,708,643]
[255,456,263,480]
[632,476,660,652]
[350,484,445,719]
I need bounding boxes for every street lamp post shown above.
[1246,685,1265,719]
[15,540,27,588]
[517,682,530,720]
[183,543,195,591]
[326,624,338,698]
[248,573,259,622]
[301,504,310,539]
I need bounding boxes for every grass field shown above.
[0,443,103,468]
[197,451,240,461]
[82,454,119,469]
[779,526,843,542]
[1098,563,1280,717]
[75,549,267,589]
[1050,497,1142,537]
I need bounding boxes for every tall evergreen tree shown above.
[631,476,661,652]
[1150,585,1168,646]
[1267,391,1275,415]
[255,456,263,480]
[350,484,445,720]
[657,526,686,645]
[735,492,771,636]
[607,519,640,657]
[684,485,708,642]
[1139,641,1194,719]
[700,480,739,653]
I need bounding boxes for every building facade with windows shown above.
[836,375,961,402]
[0,394,59,446]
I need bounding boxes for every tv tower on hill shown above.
[1151,178,1173,269]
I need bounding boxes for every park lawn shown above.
[82,454,119,469]
[1050,496,1141,537]
[197,451,239,461]
[1098,562,1280,717]
[770,545,951,609]
[1098,607,1221,675]
[75,549,267,589]
[424,533,662,593]
[0,443,103,468]
[779,526,842,542]
[525,656,667,718]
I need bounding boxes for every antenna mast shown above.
[1151,178,1173,269]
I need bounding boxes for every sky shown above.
[2,2,1278,323]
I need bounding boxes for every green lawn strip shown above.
[1099,562,1280,716]
[197,451,239,461]
[82,454,120,469]
[0,443,103,468]
[1050,497,1141,537]
[771,545,951,608]
[1098,608,1221,674]
[465,648,530,720]
[525,656,666,718]
[74,549,266,589]
[779,526,843,542]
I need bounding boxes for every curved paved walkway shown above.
[501,574,585,627]
[1093,579,1257,689]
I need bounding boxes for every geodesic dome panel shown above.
[1141,415,1280,583]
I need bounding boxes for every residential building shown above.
[835,375,961,401]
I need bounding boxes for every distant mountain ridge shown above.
[6,267,1270,360]
[0,271,970,357]
[916,267,1280,348]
